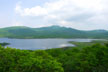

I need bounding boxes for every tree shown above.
[0,46,64,72]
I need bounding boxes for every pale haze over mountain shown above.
[0,0,108,30]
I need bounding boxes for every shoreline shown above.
[0,37,106,40]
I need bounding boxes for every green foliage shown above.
[0,42,108,72]
[0,42,10,46]
[69,40,108,48]
[47,43,108,72]
[0,46,64,72]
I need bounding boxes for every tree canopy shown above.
[0,42,108,72]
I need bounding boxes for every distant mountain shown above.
[0,26,108,39]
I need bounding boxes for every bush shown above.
[0,46,64,72]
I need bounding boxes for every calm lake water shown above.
[0,38,96,50]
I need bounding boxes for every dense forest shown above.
[0,42,108,72]
[0,26,108,39]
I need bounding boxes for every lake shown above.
[0,38,96,50]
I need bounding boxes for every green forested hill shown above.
[0,26,108,38]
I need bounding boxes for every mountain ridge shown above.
[0,26,108,39]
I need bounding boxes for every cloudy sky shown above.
[0,0,108,30]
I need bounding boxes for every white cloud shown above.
[15,0,105,16]
[15,0,108,30]
[15,1,23,15]
[23,6,48,16]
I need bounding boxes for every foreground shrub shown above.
[0,46,64,72]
